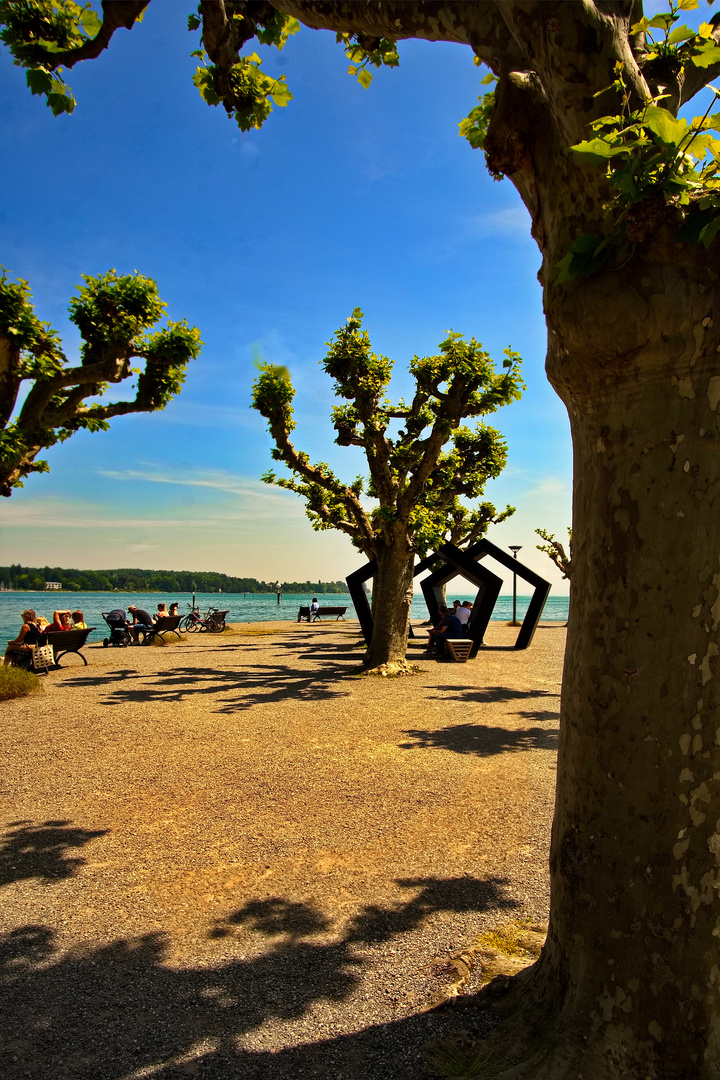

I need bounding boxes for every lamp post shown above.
[509,546,522,626]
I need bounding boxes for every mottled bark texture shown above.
[270,2,720,1076]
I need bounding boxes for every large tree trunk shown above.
[484,249,720,1077]
[364,545,414,669]
[267,2,720,1069]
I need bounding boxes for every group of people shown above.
[4,607,88,667]
[107,603,179,642]
[426,599,473,657]
[5,600,184,665]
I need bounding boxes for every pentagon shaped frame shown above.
[435,539,550,649]
[347,540,551,654]
[420,544,503,658]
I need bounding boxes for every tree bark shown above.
[478,243,720,1077]
[267,2,720,1070]
[364,545,414,669]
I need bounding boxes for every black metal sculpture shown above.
[346,540,550,654]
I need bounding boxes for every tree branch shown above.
[40,1,150,71]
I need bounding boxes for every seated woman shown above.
[168,602,179,617]
[48,610,73,632]
[4,609,44,667]
[156,603,168,619]
[71,610,87,629]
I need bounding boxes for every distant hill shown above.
[0,564,348,594]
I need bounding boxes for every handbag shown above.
[32,640,54,672]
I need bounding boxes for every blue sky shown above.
[0,1,573,593]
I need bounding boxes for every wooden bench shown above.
[312,606,347,621]
[139,615,183,644]
[44,627,97,667]
[444,638,473,663]
[297,605,348,622]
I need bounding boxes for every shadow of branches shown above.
[399,723,559,757]
[62,657,358,712]
[0,820,109,887]
[0,875,514,1079]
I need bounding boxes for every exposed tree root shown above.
[361,659,422,677]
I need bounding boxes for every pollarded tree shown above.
[0,268,201,496]
[535,527,572,580]
[251,309,523,670]
[7,1,720,1075]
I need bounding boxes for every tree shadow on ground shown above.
[399,723,559,757]
[62,659,358,711]
[0,820,109,887]
[426,685,559,707]
[1,875,514,1080]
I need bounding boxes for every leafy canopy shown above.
[0,268,201,496]
[251,309,523,560]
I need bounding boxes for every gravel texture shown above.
[0,619,564,1079]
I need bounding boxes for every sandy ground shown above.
[0,619,564,1079]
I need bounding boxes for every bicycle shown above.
[180,604,203,633]
[181,606,228,633]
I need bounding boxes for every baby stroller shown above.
[101,610,132,648]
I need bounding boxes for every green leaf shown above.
[358,68,373,89]
[690,42,720,67]
[699,216,720,246]
[26,69,52,97]
[667,24,695,45]
[80,8,102,38]
[188,14,201,31]
[647,13,675,30]
[630,16,650,33]
[642,106,688,146]
[678,0,700,10]
[570,138,627,164]
[270,79,292,106]
[47,91,75,116]
[480,72,496,85]
[556,234,609,283]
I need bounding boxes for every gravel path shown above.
[0,620,564,1079]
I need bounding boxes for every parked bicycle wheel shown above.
[207,616,225,633]
[182,614,200,632]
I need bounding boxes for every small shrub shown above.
[0,665,43,700]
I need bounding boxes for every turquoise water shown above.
[0,590,569,645]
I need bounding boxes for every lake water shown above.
[0,590,569,645]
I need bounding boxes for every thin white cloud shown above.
[464,206,530,237]
[97,466,295,503]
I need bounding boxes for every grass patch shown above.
[424,1032,505,1078]
[474,919,537,959]
[0,665,43,701]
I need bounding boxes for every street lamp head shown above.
[509,545,522,555]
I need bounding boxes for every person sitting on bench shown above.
[428,606,463,656]
[128,605,155,642]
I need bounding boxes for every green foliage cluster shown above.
[0,0,95,114]
[336,29,399,88]
[0,564,347,594]
[0,268,201,496]
[0,664,42,701]
[458,68,499,172]
[188,5,297,130]
[562,0,720,278]
[0,0,147,115]
[0,2,403,130]
[252,309,522,562]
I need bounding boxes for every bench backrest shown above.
[154,615,182,632]
[44,627,95,650]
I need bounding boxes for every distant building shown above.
[45,581,62,590]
